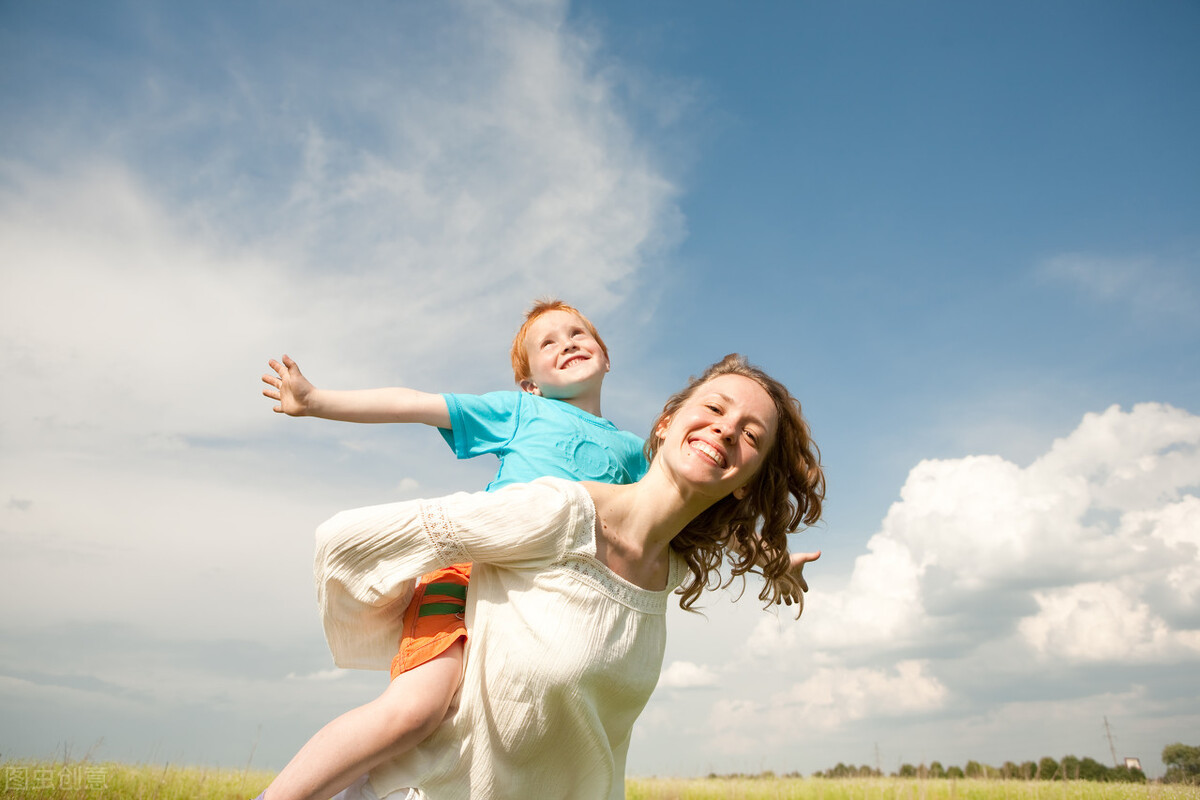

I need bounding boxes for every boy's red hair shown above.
[510,299,610,383]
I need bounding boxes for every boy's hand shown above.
[778,549,821,607]
[263,354,315,416]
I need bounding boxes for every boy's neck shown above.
[535,389,603,418]
[559,394,603,418]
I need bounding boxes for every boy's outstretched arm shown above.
[262,354,451,427]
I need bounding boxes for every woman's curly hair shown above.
[645,354,825,616]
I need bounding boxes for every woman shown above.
[310,354,824,800]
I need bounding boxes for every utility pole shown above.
[1104,716,1119,767]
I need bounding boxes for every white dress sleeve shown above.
[314,478,586,669]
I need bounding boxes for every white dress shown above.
[315,478,686,800]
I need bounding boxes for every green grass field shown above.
[0,761,273,800]
[627,776,1197,799]
[2,762,1197,799]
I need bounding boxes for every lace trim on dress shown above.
[558,554,666,613]
[559,551,686,615]
[420,500,469,565]
[555,480,685,614]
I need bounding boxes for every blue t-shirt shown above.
[438,391,647,491]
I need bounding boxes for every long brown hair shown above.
[645,354,825,615]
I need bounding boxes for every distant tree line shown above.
[815,756,1146,782]
[705,743,1199,785]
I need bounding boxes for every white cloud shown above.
[778,661,948,729]
[700,661,947,755]
[1040,252,1199,323]
[0,0,681,457]
[0,162,290,453]
[1019,582,1200,662]
[657,661,718,690]
[754,403,1200,668]
[1034,404,1200,512]
[1127,496,1200,612]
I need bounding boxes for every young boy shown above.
[258,299,647,800]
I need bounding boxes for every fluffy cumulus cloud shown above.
[1018,581,1200,663]
[718,402,1200,754]
[772,661,948,730]
[792,402,1200,663]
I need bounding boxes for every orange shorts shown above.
[389,563,472,680]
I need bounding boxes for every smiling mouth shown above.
[690,439,725,467]
[560,355,588,369]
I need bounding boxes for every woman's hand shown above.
[263,354,315,416]
[777,549,821,607]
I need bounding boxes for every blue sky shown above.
[2,0,1198,781]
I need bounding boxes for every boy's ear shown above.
[519,380,543,396]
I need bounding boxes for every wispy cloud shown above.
[697,661,947,756]
[1039,252,1199,323]
[0,0,681,767]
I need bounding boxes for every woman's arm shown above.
[315,480,581,668]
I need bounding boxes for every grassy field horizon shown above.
[3,760,1198,800]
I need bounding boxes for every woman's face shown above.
[655,373,778,501]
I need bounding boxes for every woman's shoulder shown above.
[475,477,596,541]
[491,476,591,504]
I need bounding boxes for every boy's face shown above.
[521,309,610,401]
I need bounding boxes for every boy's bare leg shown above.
[263,641,464,800]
